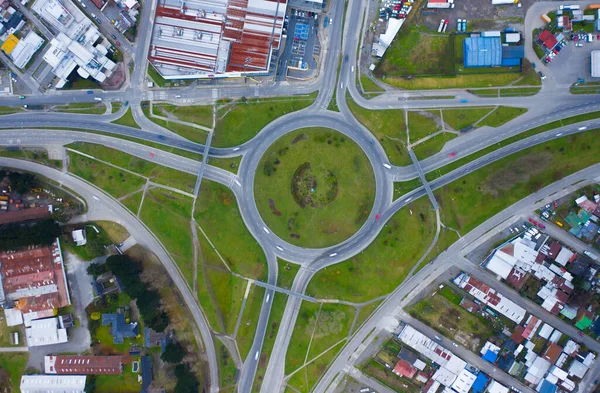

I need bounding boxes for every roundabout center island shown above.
[254,128,376,248]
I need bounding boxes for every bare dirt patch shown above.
[483,152,552,197]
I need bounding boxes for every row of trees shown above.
[0,219,61,251]
[161,341,200,393]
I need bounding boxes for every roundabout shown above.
[254,127,376,248]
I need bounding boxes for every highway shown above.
[0,0,600,390]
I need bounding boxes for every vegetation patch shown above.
[255,128,375,248]
[0,353,28,392]
[111,108,140,129]
[412,132,457,160]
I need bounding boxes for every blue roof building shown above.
[471,373,489,393]
[463,37,502,67]
[101,314,138,344]
[482,350,498,363]
[501,45,524,67]
[140,356,153,393]
[538,380,557,393]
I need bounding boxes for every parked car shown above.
[538,71,546,80]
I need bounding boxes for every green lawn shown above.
[95,363,142,393]
[277,258,300,290]
[408,111,442,142]
[0,148,62,169]
[196,238,227,332]
[435,130,600,233]
[153,103,213,128]
[376,25,454,77]
[111,108,141,129]
[139,188,193,271]
[68,142,196,193]
[212,94,317,147]
[393,178,422,200]
[218,343,238,389]
[62,225,112,261]
[195,179,267,279]
[208,156,242,174]
[513,60,542,86]
[0,352,28,392]
[306,197,436,302]
[96,323,143,353]
[383,73,523,90]
[413,132,457,160]
[97,221,130,243]
[347,96,411,166]
[236,284,265,359]
[206,269,246,335]
[112,102,122,113]
[479,106,528,128]
[440,107,493,130]
[285,302,354,375]
[54,102,106,114]
[147,64,169,87]
[0,315,22,346]
[120,190,143,214]
[359,74,385,93]
[426,110,600,182]
[361,358,420,393]
[254,128,375,248]
[413,225,460,273]
[0,106,22,115]
[407,290,493,351]
[68,152,146,198]
[253,293,288,392]
[141,103,208,144]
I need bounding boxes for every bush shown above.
[173,364,199,393]
[161,341,185,363]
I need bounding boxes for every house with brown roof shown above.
[393,359,417,379]
[45,355,123,375]
[543,343,563,364]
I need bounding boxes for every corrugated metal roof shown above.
[463,37,502,67]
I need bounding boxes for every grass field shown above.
[112,102,122,113]
[139,188,194,281]
[376,25,454,77]
[111,108,140,129]
[285,302,354,376]
[213,94,317,147]
[96,221,130,243]
[120,190,143,214]
[479,106,528,128]
[0,147,62,168]
[413,132,457,160]
[346,96,411,166]
[393,178,422,200]
[208,156,243,174]
[95,364,142,393]
[414,225,460,273]
[195,179,267,279]
[425,110,600,182]
[68,142,196,193]
[54,102,106,114]
[254,128,375,248]
[153,103,214,128]
[196,236,227,331]
[306,197,435,302]
[359,74,385,93]
[0,106,22,115]
[383,73,523,90]
[141,103,209,144]
[206,269,246,335]
[278,258,300,289]
[218,343,238,389]
[68,152,146,198]
[361,359,420,393]
[408,290,493,351]
[253,293,288,392]
[435,129,600,233]
[236,284,265,359]
[408,111,441,142]
[0,353,28,392]
[439,107,493,130]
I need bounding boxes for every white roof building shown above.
[373,18,405,57]
[25,317,68,347]
[568,360,588,378]
[4,307,24,326]
[451,369,476,393]
[592,50,600,78]
[487,380,509,393]
[525,357,551,385]
[20,375,86,393]
[555,248,574,266]
[538,323,554,339]
[433,367,458,386]
[72,229,87,246]
[9,31,44,69]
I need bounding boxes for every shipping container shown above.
[541,13,551,23]
[589,4,600,9]
[0,195,7,201]
[492,0,518,4]
[427,2,452,8]
[438,19,445,32]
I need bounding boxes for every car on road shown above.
[124,101,129,106]
[578,332,584,337]
[19,95,25,99]
[375,213,381,220]
[452,342,458,347]
[111,34,117,39]
[329,252,338,257]
[116,41,121,47]
[434,335,442,341]
[448,152,456,158]
[87,90,93,94]
[538,71,546,80]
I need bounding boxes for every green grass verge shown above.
[111,108,140,129]
[195,179,267,279]
[207,269,246,335]
[478,106,528,128]
[54,102,106,114]
[0,106,22,115]
[0,148,62,169]
[425,110,600,181]
[413,225,460,274]
[408,111,442,142]
[413,132,457,160]
[393,178,422,201]
[254,128,375,248]
[147,64,168,87]
[306,197,436,302]
[359,74,385,93]
[354,300,383,331]
[196,238,226,332]
[68,151,146,198]
[95,363,142,393]
[346,95,411,166]
[277,258,300,290]
[96,220,129,243]
[382,73,523,90]
[218,342,238,389]
[120,190,143,214]
[139,188,194,280]
[440,107,493,130]
[236,284,266,359]
[111,102,122,113]
[213,94,317,147]
[285,302,354,375]
[208,156,242,174]
[435,130,600,233]
[253,293,288,392]
[67,142,196,193]
[0,353,28,392]
[153,103,213,128]
[141,103,208,144]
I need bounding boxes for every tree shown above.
[7,171,35,194]
[161,341,185,363]
[87,263,108,277]
[173,364,199,393]
[90,312,101,321]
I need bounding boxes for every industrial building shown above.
[20,375,86,393]
[0,239,71,327]
[31,0,116,87]
[463,33,524,68]
[4,32,45,69]
[148,0,287,79]
[45,355,123,375]
[25,316,68,347]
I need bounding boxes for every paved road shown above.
[0,158,221,393]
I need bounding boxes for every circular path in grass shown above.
[254,127,375,248]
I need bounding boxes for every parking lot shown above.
[539,34,600,85]
[277,9,320,80]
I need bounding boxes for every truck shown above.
[442,19,448,32]
[584,250,599,261]
[457,19,462,32]
[541,13,551,23]
[588,4,600,9]
[0,195,7,201]
[492,0,518,4]
[559,4,580,10]
[427,1,453,8]
[438,19,445,32]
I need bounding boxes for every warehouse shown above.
[463,36,502,67]
[591,50,600,77]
